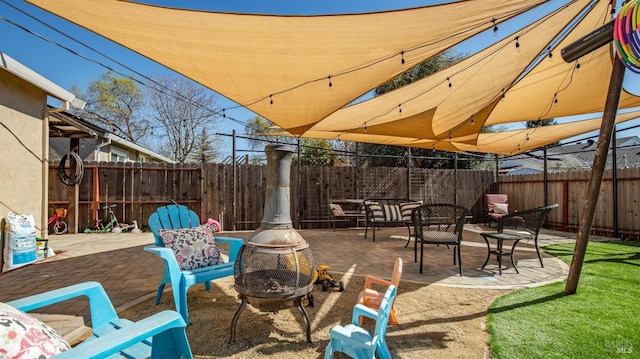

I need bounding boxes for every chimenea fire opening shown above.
[230,144,315,343]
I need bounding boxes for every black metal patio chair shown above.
[480,204,559,275]
[411,203,468,276]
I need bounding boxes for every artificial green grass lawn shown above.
[487,240,640,358]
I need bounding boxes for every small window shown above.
[110,148,128,162]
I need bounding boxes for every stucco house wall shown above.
[0,69,46,234]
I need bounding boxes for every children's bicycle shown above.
[84,204,137,233]
[48,205,68,235]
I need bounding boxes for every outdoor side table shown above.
[480,232,522,275]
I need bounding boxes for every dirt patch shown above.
[119,276,509,358]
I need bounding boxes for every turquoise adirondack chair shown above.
[324,285,397,359]
[144,204,244,324]
[7,281,192,359]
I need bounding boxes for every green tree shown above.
[526,118,556,128]
[299,138,335,166]
[189,127,221,163]
[244,115,294,150]
[375,51,463,95]
[245,116,338,165]
[72,71,148,143]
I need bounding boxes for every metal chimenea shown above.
[230,144,315,343]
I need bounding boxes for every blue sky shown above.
[2,0,640,158]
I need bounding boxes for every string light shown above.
[447,77,452,88]
[398,104,402,114]
[270,95,273,105]
[363,123,368,132]
[222,109,226,118]
[515,36,521,50]
[328,75,333,88]
[547,47,553,61]
[401,51,405,65]
[492,18,499,33]
[553,93,558,106]
[470,116,475,125]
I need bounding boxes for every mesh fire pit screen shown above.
[233,244,314,309]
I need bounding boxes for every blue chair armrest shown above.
[351,303,378,325]
[7,281,118,331]
[53,310,191,359]
[144,245,183,271]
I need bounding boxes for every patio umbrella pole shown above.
[565,56,625,295]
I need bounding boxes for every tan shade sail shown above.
[26,0,548,135]
[273,110,640,154]
[302,0,640,154]
[453,110,640,154]
[308,0,591,138]
[484,0,640,126]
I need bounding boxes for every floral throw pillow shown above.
[493,203,509,215]
[0,302,71,358]
[160,227,224,271]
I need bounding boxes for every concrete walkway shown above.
[0,225,577,343]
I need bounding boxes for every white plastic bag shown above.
[3,212,37,272]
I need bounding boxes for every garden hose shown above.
[57,151,84,186]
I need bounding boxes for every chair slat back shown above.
[390,257,403,288]
[373,285,397,342]
[499,204,558,236]
[412,203,468,243]
[149,204,200,246]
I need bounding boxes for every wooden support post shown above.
[565,57,625,294]
[68,138,80,234]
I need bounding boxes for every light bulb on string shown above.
[447,77,452,89]
[270,95,273,106]
[553,93,558,107]
[500,89,506,102]
[515,36,521,51]
[328,76,332,88]
[492,18,499,35]
[575,61,581,73]
[363,123,368,132]
[470,116,475,125]
[222,109,226,118]
[401,51,405,65]
[398,104,402,114]
[547,47,553,62]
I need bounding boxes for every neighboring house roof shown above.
[501,136,640,174]
[0,52,85,109]
[49,109,175,163]
[547,136,640,168]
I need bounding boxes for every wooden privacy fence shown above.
[497,167,640,239]
[49,162,494,233]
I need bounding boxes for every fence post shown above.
[232,130,237,231]
[612,127,619,238]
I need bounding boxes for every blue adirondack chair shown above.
[324,285,397,359]
[144,204,244,324]
[7,281,192,359]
